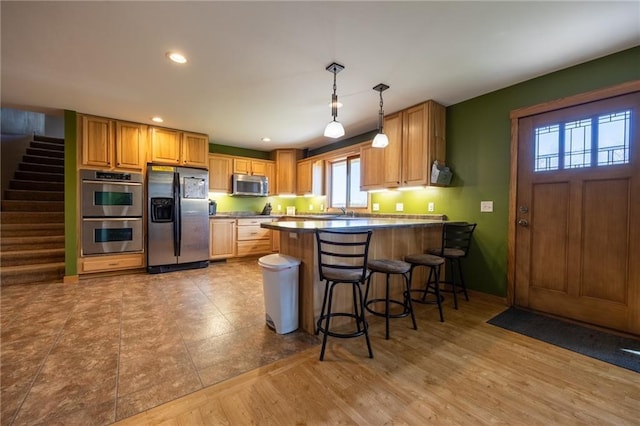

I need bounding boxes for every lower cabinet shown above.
[236,218,275,257]
[210,218,236,260]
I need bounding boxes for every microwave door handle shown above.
[173,172,181,257]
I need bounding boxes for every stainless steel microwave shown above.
[232,174,268,196]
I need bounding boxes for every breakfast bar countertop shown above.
[261,218,446,233]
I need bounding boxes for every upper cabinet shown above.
[80,115,146,171]
[274,149,302,195]
[208,154,233,193]
[148,127,209,168]
[233,158,271,176]
[360,100,445,190]
[297,158,324,196]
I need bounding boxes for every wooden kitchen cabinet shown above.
[149,127,209,168]
[80,115,146,171]
[210,218,236,260]
[296,158,324,195]
[78,253,145,274]
[209,154,233,193]
[274,149,302,195]
[236,217,274,257]
[360,100,445,189]
[233,158,271,176]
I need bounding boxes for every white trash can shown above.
[258,254,301,334]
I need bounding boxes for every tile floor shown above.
[0,259,319,425]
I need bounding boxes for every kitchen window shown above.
[329,156,367,209]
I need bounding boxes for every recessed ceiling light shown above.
[166,52,187,64]
[151,116,164,123]
[261,137,271,142]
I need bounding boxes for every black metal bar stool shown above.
[404,253,446,322]
[364,259,417,340]
[427,222,477,309]
[315,228,374,361]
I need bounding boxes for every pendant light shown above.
[372,83,390,148]
[324,62,345,138]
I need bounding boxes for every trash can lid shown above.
[258,253,301,270]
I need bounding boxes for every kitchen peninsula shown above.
[261,218,446,334]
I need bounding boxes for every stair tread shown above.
[1,247,65,255]
[0,262,65,273]
[2,235,64,242]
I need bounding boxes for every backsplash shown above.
[209,186,452,216]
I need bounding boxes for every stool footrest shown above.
[365,297,411,319]
[316,313,368,339]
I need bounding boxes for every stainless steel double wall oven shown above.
[80,170,144,255]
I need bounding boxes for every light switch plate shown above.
[396,203,404,212]
[372,203,380,211]
[480,201,494,212]
[428,202,434,212]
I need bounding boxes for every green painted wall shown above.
[209,143,271,160]
[371,46,640,296]
[64,110,78,276]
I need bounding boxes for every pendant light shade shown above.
[324,62,345,138]
[372,83,390,148]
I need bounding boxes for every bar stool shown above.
[315,228,374,361]
[404,253,446,322]
[427,222,477,309]
[364,259,417,340]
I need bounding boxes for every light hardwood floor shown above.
[115,291,640,425]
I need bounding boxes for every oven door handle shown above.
[173,172,181,257]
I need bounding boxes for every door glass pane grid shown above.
[564,118,592,169]
[534,124,560,171]
[597,110,630,166]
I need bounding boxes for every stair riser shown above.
[31,141,65,152]
[18,163,64,174]
[1,201,64,211]
[9,181,64,191]
[26,148,64,159]
[1,212,64,224]
[4,191,64,202]
[0,268,65,286]
[1,252,65,267]
[22,155,64,166]
[1,228,64,237]
[14,171,64,182]
[2,242,64,251]
[33,135,65,144]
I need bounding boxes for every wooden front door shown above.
[513,90,640,335]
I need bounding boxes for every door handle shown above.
[518,219,529,227]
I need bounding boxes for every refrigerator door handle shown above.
[173,172,181,257]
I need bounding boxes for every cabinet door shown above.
[149,127,181,165]
[250,160,268,176]
[210,219,236,259]
[383,112,403,187]
[360,144,384,190]
[296,160,312,194]
[233,158,251,174]
[81,115,113,168]
[209,155,232,193]
[275,149,298,195]
[265,162,276,195]
[182,132,209,168]
[115,121,145,171]
[402,103,429,186]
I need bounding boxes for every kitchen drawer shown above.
[236,217,274,226]
[237,240,272,257]
[237,226,271,241]
[79,253,144,273]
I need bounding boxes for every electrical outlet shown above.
[372,203,380,211]
[308,204,314,211]
[395,203,404,212]
[428,202,434,212]
[277,204,282,211]
[480,201,494,212]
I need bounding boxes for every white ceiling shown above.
[2,1,638,151]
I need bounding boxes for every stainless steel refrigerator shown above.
[147,164,209,273]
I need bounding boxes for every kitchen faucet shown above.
[337,207,355,217]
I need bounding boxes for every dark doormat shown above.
[487,307,640,373]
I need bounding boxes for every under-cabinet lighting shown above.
[367,189,389,193]
[398,186,425,191]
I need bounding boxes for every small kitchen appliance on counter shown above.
[209,200,217,215]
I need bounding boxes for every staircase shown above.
[1,135,66,285]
